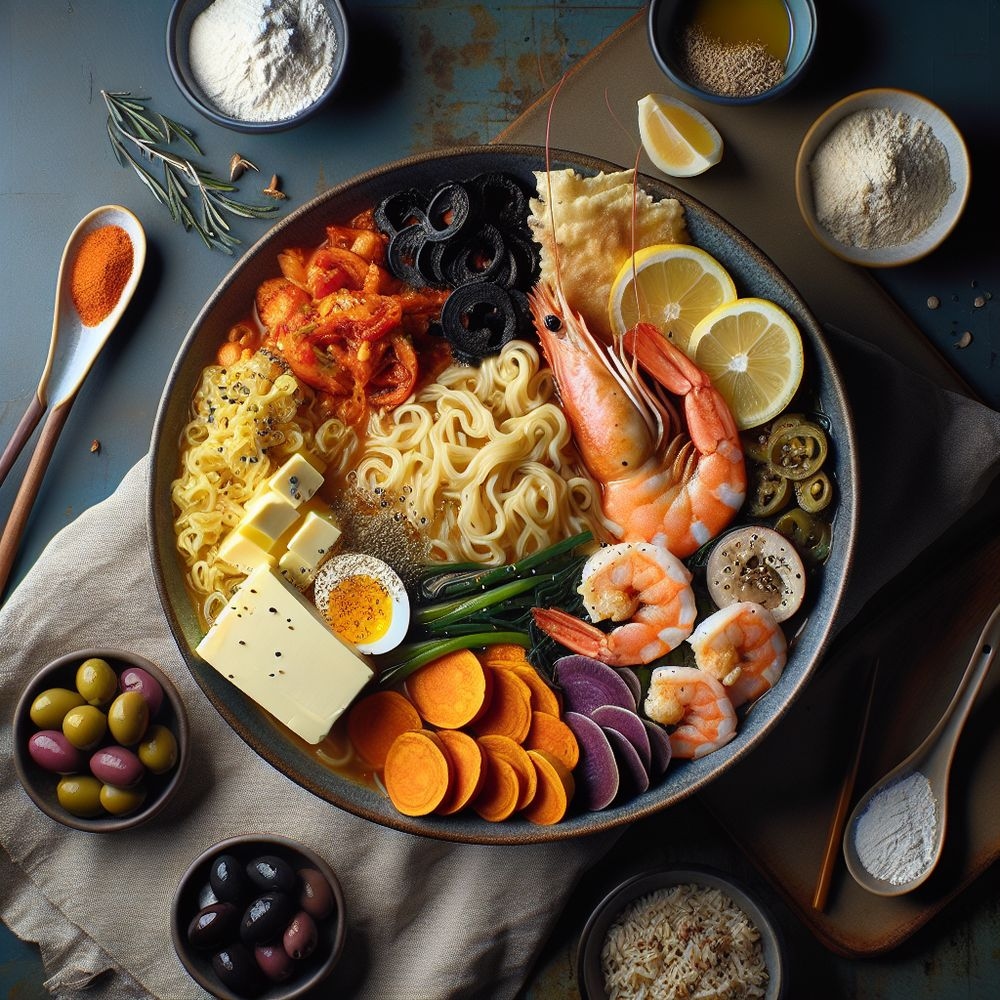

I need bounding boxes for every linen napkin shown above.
[2,326,999,1000]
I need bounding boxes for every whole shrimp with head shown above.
[525,173,746,560]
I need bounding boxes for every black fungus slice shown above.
[440,224,510,286]
[440,283,522,366]
[422,181,476,242]
[374,188,429,238]
[387,224,431,287]
[471,171,531,230]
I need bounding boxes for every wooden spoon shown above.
[842,601,1000,896]
[0,205,146,597]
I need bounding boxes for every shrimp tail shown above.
[532,607,615,663]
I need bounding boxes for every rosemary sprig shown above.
[101,90,280,254]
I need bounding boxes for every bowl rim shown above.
[576,863,785,1000]
[12,647,191,832]
[646,0,817,107]
[165,0,350,134]
[170,833,347,1000]
[794,86,972,268]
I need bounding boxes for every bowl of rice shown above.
[576,865,784,999]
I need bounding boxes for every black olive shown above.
[209,853,249,904]
[212,942,263,995]
[246,854,298,893]
[240,891,295,944]
[187,902,240,950]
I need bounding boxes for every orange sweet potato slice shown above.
[477,733,537,811]
[435,729,487,815]
[384,729,453,817]
[472,753,521,822]
[522,749,575,826]
[405,649,492,729]
[346,690,422,769]
[523,710,580,771]
[468,667,532,743]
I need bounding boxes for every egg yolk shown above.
[324,573,392,645]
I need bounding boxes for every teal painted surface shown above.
[1,1,997,997]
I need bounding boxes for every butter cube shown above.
[287,511,342,570]
[268,453,325,509]
[242,492,298,552]
[196,565,374,744]
[217,527,277,574]
[278,549,320,590]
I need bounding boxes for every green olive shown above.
[62,704,108,751]
[99,781,147,816]
[137,724,179,775]
[76,657,118,706]
[107,691,150,746]
[30,687,85,729]
[57,774,105,818]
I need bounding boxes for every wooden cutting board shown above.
[497,12,1000,955]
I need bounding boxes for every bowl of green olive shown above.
[12,648,190,832]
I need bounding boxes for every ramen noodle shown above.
[355,340,607,564]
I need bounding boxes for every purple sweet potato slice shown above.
[642,719,673,780]
[563,711,619,811]
[554,655,637,716]
[591,704,652,774]
[616,667,642,706]
[603,726,650,799]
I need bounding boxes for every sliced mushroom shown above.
[705,526,807,622]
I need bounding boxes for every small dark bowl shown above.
[12,648,190,832]
[166,0,350,133]
[171,834,347,1000]
[577,865,785,999]
[647,0,816,106]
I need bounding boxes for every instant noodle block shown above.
[196,565,374,744]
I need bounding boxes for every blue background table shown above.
[1,1,997,997]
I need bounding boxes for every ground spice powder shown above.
[71,224,134,326]
[680,23,785,98]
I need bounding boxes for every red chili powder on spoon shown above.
[71,224,134,326]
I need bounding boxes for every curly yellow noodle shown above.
[171,351,358,616]
[357,340,606,564]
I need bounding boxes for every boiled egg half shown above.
[312,553,410,654]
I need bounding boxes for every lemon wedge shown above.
[687,297,805,430]
[638,93,724,178]
[608,243,738,352]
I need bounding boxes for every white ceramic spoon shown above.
[0,205,146,597]
[842,601,1000,896]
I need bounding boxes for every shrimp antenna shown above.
[544,73,569,286]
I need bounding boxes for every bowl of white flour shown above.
[167,0,349,132]
[795,88,970,267]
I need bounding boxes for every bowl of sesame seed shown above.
[647,0,817,106]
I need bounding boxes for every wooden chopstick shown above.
[812,657,880,911]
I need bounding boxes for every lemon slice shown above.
[638,93,724,178]
[687,297,805,430]
[608,243,738,352]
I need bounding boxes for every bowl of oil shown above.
[648,0,817,106]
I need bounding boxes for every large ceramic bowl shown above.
[148,145,857,845]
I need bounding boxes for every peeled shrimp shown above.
[644,665,737,760]
[688,602,787,708]
[532,541,697,667]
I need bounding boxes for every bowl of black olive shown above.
[171,834,346,1000]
